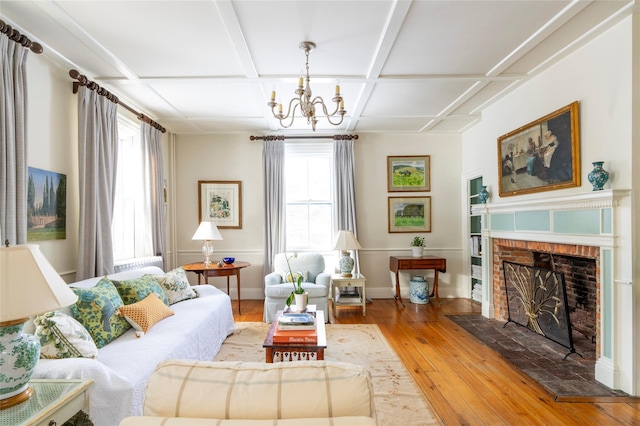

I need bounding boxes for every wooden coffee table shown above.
[263,310,326,363]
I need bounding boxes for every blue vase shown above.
[478,186,490,203]
[339,251,355,277]
[587,161,609,191]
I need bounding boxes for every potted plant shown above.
[284,253,307,311]
[410,236,425,258]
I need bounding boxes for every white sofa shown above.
[120,359,377,426]
[263,253,331,323]
[28,266,235,426]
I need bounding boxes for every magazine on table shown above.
[277,312,316,330]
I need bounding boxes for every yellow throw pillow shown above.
[118,293,174,334]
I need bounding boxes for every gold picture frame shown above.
[198,180,242,229]
[387,155,430,192]
[388,196,431,233]
[498,101,580,197]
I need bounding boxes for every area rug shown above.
[214,322,441,426]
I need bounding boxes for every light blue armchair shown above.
[263,252,330,323]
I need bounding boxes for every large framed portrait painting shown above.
[498,101,580,197]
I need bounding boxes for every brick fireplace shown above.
[470,189,633,394]
[492,238,600,356]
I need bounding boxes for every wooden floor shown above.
[234,298,640,426]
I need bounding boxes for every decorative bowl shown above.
[222,257,235,265]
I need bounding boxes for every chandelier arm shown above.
[312,97,342,118]
[270,97,299,121]
[276,102,301,129]
[325,114,346,126]
[283,97,302,121]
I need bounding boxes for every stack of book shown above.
[471,282,483,303]
[273,312,317,344]
[335,288,361,304]
[471,264,482,279]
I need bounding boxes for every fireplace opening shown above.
[493,239,599,359]
[533,252,597,343]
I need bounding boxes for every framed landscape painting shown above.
[27,167,67,241]
[387,155,430,192]
[388,196,431,233]
[198,180,242,229]
[498,101,580,197]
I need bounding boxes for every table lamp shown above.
[333,230,362,277]
[192,221,223,267]
[0,244,78,409]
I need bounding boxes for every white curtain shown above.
[0,34,29,245]
[76,86,119,280]
[333,139,359,272]
[262,140,285,276]
[141,122,166,269]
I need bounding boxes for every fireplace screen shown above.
[503,260,576,357]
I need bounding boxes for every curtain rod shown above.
[250,134,358,141]
[0,19,43,54]
[69,69,166,133]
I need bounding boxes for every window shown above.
[111,116,153,261]
[285,142,333,251]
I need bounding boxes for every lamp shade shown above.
[191,221,223,241]
[0,245,78,322]
[333,230,362,250]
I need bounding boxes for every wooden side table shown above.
[182,261,250,314]
[331,273,367,317]
[0,379,92,426]
[389,256,447,306]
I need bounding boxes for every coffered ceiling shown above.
[0,0,634,135]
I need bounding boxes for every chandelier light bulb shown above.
[267,41,346,132]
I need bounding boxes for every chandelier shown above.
[268,41,346,131]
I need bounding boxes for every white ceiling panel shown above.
[363,80,477,116]
[450,80,518,115]
[148,81,265,117]
[430,116,481,133]
[234,0,391,77]
[353,117,433,133]
[383,1,571,76]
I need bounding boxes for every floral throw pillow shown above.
[70,278,131,349]
[112,275,170,306]
[149,267,198,305]
[34,311,98,359]
[281,270,308,283]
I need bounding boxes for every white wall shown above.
[171,133,265,298]
[172,132,465,300]
[461,16,637,396]
[26,53,78,281]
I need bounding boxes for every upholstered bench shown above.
[120,359,377,425]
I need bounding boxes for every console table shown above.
[182,261,250,314]
[389,256,447,306]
